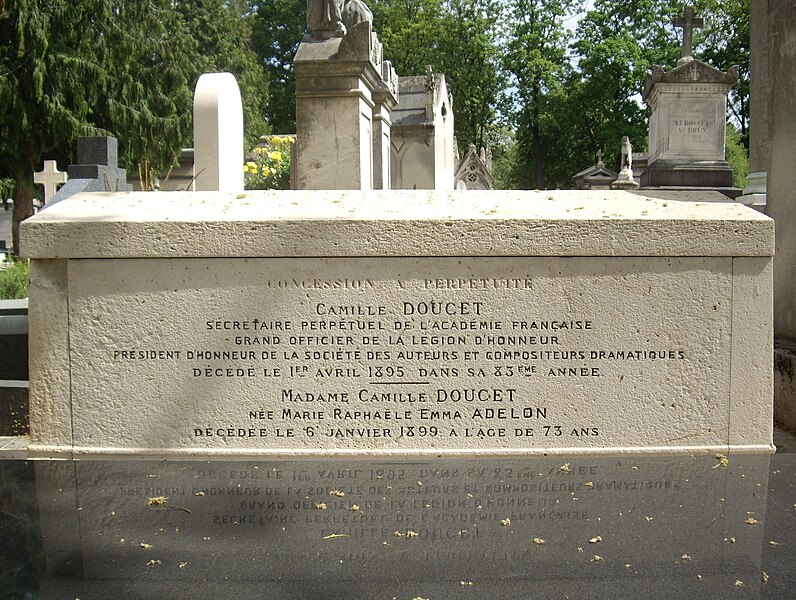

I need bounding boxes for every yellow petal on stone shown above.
[589,536,602,544]
[560,463,572,473]
[532,538,545,545]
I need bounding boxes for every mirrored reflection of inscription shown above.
[28,455,770,597]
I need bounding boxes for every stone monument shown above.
[33,161,67,204]
[48,137,132,205]
[391,67,456,190]
[294,1,398,190]
[752,0,796,436]
[454,144,494,191]
[193,73,244,192]
[641,5,738,190]
[572,150,618,191]
[21,189,773,458]
[611,136,640,190]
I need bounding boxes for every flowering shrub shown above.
[244,135,294,190]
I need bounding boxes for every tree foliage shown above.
[250,0,306,133]
[694,0,750,145]
[0,0,268,254]
[502,0,581,189]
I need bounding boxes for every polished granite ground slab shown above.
[1,453,794,599]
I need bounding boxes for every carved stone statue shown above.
[342,0,373,31]
[307,0,346,39]
[620,135,633,172]
[612,135,639,190]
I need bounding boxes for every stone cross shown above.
[674,5,703,62]
[34,160,68,203]
[596,149,604,164]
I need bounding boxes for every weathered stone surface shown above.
[21,190,773,259]
[642,58,738,190]
[21,190,773,457]
[193,73,244,192]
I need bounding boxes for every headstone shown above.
[454,144,494,190]
[391,68,456,190]
[193,73,244,192]
[572,150,618,190]
[48,137,132,205]
[33,161,68,203]
[641,6,738,191]
[293,5,398,190]
[611,136,640,190]
[161,148,196,192]
[20,189,773,457]
[0,203,13,250]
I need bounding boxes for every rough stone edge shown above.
[23,443,775,460]
[28,260,73,449]
[730,258,775,451]
[22,218,774,259]
[774,339,796,434]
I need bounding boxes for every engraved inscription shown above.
[70,256,732,451]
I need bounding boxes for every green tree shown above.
[438,0,503,152]
[175,1,270,149]
[694,0,750,147]
[566,0,680,179]
[502,0,582,189]
[373,0,503,153]
[0,1,269,254]
[250,0,305,133]
[725,123,749,188]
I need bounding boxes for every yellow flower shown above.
[262,166,271,176]
[243,164,250,173]
[270,151,283,162]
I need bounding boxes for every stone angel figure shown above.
[307,0,346,39]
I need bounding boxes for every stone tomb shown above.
[21,190,773,457]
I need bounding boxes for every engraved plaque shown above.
[67,256,735,454]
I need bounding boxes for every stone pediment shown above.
[573,162,618,180]
[454,145,494,190]
[644,59,738,100]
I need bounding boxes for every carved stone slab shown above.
[22,190,774,457]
